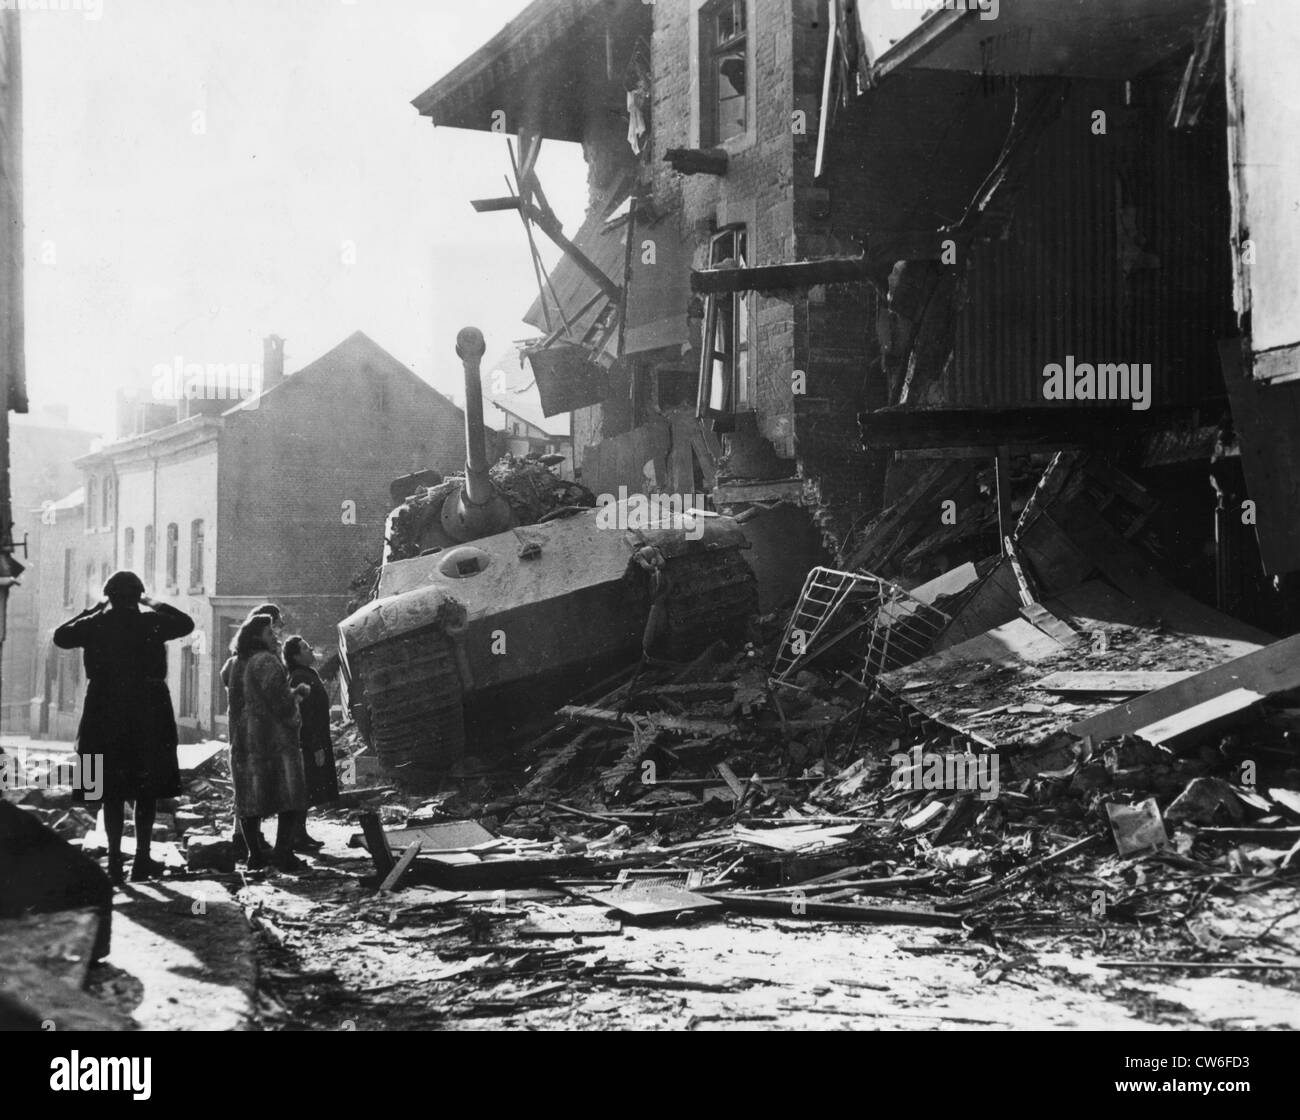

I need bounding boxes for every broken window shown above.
[701,0,748,146]
[697,226,752,428]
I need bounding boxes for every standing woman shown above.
[227,614,311,872]
[221,602,281,857]
[220,602,282,695]
[53,571,195,885]
[282,636,339,850]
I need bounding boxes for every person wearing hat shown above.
[53,570,196,885]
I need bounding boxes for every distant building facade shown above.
[39,331,466,741]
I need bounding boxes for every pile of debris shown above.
[268,451,1300,1022]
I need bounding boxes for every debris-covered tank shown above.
[337,327,757,786]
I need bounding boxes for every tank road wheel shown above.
[356,630,466,785]
[659,549,758,658]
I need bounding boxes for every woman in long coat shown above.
[53,570,194,884]
[283,636,339,849]
[227,614,310,872]
[221,602,281,858]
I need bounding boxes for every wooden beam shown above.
[471,195,522,213]
[692,256,869,294]
[358,811,395,877]
[522,202,622,304]
[379,840,424,893]
[1067,633,1300,744]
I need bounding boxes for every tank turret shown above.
[338,328,759,788]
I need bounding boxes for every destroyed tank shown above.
[337,327,757,786]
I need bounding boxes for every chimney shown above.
[263,335,285,392]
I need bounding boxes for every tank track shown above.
[357,629,465,781]
[659,547,758,658]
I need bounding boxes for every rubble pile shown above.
[242,602,1300,1026]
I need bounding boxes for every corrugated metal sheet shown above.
[945,79,1232,409]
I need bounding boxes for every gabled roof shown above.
[224,330,460,416]
[482,343,570,438]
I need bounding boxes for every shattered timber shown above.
[7,0,1300,1039]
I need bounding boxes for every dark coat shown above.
[53,600,195,803]
[229,650,307,817]
[288,665,339,806]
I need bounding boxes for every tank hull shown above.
[338,506,757,782]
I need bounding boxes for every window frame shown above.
[179,645,200,719]
[696,225,753,427]
[698,0,751,149]
[165,522,179,589]
[189,519,205,592]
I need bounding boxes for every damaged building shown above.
[413,0,879,595]
[411,0,1300,638]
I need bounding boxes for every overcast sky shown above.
[20,0,588,431]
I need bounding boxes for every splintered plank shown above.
[1133,688,1264,750]
[358,811,395,877]
[1035,670,1198,695]
[379,841,423,893]
[1067,632,1300,744]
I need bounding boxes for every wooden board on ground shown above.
[358,819,497,853]
[583,882,723,922]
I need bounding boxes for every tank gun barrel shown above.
[457,326,493,505]
[441,326,515,542]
